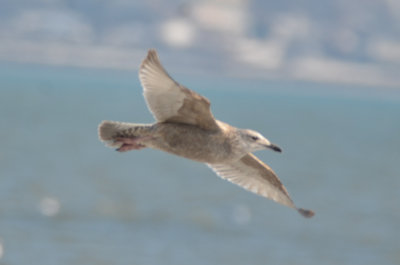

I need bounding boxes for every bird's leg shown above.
[114,136,151,152]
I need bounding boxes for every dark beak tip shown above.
[270,144,282,153]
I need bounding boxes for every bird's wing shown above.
[139,49,219,131]
[208,153,314,217]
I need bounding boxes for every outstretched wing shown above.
[208,153,314,217]
[139,49,219,131]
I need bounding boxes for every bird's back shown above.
[148,122,239,163]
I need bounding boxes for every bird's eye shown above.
[251,136,259,141]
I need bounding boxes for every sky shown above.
[0,0,399,88]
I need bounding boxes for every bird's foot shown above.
[114,137,146,152]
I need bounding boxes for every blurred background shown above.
[1,0,400,86]
[0,0,399,264]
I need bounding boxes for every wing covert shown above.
[139,49,219,131]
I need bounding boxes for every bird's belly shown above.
[149,123,233,163]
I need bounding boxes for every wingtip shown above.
[297,208,315,218]
[140,48,163,72]
[146,48,158,60]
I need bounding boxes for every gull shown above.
[98,49,314,218]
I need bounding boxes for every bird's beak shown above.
[268,143,282,152]
[261,138,282,152]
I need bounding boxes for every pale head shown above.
[238,129,282,153]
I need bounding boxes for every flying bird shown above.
[98,49,314,218]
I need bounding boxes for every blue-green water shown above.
[1,63,399,265]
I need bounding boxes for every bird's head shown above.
[238,129,282,153]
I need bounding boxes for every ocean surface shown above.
[0,62,399,265]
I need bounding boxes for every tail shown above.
[98,121,150,148]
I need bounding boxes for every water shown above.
[0,62,399,265]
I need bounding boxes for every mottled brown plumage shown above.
[98,49,314,218]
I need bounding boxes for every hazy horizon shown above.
[1,0,399,88]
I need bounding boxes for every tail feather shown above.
[98,121,121,148]
[98,121,151,148]
[98,121,122,141]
